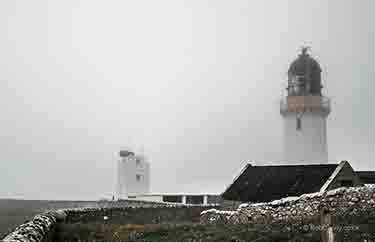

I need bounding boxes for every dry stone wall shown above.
[5,187,375,242]
[2,210,66,242]
[0,200,170,242]
[200,185,375,233]
[1,200,218,242]
[64,205,219,224]
[0,199,179,238]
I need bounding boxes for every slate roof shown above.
[222,163,338,202]
[356,171,375,184]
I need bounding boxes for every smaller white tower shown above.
[280,47,331,164]
[117,150,150,199]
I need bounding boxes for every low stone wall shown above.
[7,186,375,242]
[1,198,219,242]
[65,205,219,224]
[2,210,66,242]
[0,199,177,237]
[200,185,375,233]
[0,200,166,240]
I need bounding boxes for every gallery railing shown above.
[280,95,331,115]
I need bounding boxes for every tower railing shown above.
[280,95,331,115]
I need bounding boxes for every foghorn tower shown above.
[280,47,331,164]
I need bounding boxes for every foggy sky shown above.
[0,0,374,200]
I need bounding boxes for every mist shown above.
[0,0,374,200]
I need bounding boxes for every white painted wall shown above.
[282,110,329,164]
[128,194,163,202]
[117,153,150,199]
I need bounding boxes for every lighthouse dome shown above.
[287,47,322,95]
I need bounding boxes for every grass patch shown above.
[54,223,320,242]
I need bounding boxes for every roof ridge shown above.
[252,163,338,167]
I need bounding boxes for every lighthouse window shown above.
[136,174,141,182]
[296,117,302,130]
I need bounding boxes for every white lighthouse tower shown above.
[280,47,331,164]
[116,150,150,199]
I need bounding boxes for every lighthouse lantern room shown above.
[280,47,331,164]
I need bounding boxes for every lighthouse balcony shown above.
[280,95,330,115]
